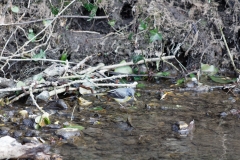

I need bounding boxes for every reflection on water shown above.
[55,85,240,160]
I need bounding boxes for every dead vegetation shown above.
[0,0,239,107]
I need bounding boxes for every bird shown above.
[107,88,136,108]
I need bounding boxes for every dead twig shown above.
[219,27,240,73]
[91,82,138,88]
[29,82,45,114]
[71,55,93,71]
[100,56,175,70]
[0,15,109,26]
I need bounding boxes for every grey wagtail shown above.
[107,88,136,108]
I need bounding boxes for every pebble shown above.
[12,130,23,138]
[22,118,35,128]
[0,127,10,135]
[44,99,68,110]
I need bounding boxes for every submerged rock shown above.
[25,130,39,137]
[172,120,195,136]
[22,118,35,128]
[83,127,102,137]
[0,127,10,135]
[36,91,50,103]
[44,99,68,110]
[22,137,42,144]
[43,124,62,129]
[12,130,23,138]
[56,128,81,139]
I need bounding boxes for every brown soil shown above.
[0,0,239,79]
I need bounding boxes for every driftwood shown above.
[0,136,56,159]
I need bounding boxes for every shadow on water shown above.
[54,83,240,160]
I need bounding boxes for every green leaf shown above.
[83,3,98,21]
[51,6,59,15]
[136,92,141,97]
[201,63,218,75]
[92,106,103,111]
[43,20,52,27]
[44,117,51,125]
[119,79,127,84]
[11,6,19,13]
[108,20,116,26]
[133,68,138,74]
[33,74,44,82]
[128,32,133,40]
[33,49,46,59]
[133,76,142,81]
[139,21,147,30]
[114,60,133,74]
[149,29,162,42]
[64,125,85,130]
[83,3,95,11]
[136,83,145,88]
[155,72,170,77]
[28,29,36,42]
[60,52,68,61]
[16,81,26,88]
[132,55,144,64]
[35,113,50,127]
[189,73,196,78]
[176,78,185,85]
[209,76,236,84]
[88,6,98,21]
[34,124,40,130]
[162,72,170,76]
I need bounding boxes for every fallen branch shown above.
[100,56,175,70]
[92,82,138,88]
[0,57,77,64]
[0,15,109,26]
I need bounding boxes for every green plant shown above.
[108,20,116,27]
[60,52,68,61]
[33,49,46,59]
[83,2,98,21]
[139,21,147,31]
[132,55,144,64]
[51,5,59,15]
[137,20,162,43]
[149,29,162,42]
[11,6,19,13]
[28,29,36,42]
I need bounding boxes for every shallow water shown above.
[52,84,240,160]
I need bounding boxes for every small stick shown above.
[71,104,77,121]
[93,82,138,88]
[100,56,175,70]
[71,55,92,71]
[0,57,76,64]
[29,83,45,114]
[219,27,240,73]
[0,15,109,26]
